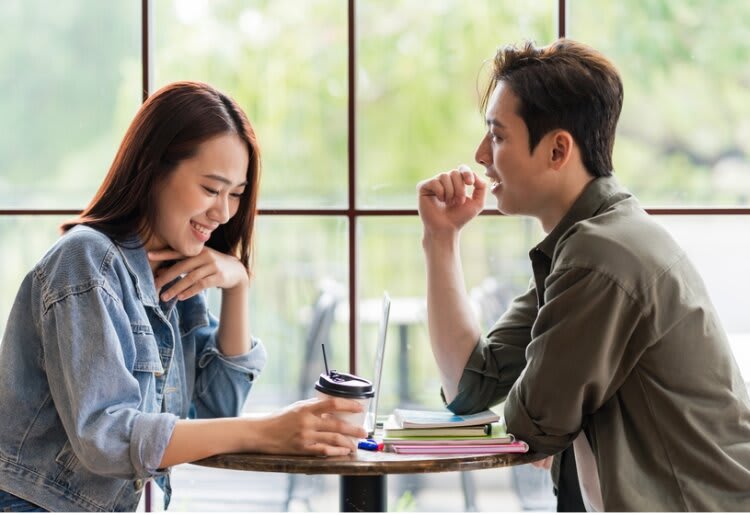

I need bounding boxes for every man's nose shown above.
[475,135,490,167]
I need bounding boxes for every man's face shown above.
[474,82,551,217]
[146,132,249,256]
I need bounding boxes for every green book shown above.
[383,422,514,444]
[383,414,493,437]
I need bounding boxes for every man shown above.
[417,39,750,511]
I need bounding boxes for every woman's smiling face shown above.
[146,132,249,256]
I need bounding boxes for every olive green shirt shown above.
[447,176,750,511]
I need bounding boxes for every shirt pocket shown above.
[53,440,81,484]
[131,323,164,412]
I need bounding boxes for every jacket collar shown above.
[533,176,631,259]
[115,235,162,308]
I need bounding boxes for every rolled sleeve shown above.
[193,332,267,418]
[445,283,537,415]
[130,412,179,477]
[504,266,655,455]
[197,335,267,378]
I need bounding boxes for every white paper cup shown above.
[314,371,374,445]
[315,390,370,444]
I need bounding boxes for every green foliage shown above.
[1,0,749,401]
[155,0,350,208]
[569,0,750,204]
[392,489,417,512]
[0,0,141,208]
[357,0,555,207]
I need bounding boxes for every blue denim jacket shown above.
[0,225,267,511]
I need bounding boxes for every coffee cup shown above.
[314,370,374,443]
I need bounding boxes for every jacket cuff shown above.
[130,412,179,478]
[198,337,267,380]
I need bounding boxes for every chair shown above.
[295,279,343,400]
[283,280,344,511]
[460,468,479,511]
[511,462,556,511]
[469,276,516,328]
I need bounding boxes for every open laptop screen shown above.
[366,292,391,437]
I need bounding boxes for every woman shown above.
[0,81,365,512]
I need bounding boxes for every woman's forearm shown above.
[159,417,261,468]
[217,281,251,356]
[158,397,370,468]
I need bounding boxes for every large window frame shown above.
[1,0,749,511]
[2,0,749,369]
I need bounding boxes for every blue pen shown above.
[357,439,380,451]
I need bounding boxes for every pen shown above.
[357,439,383,451]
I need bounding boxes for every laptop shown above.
[365,292,391,438]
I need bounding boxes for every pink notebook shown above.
[391,441,528,455]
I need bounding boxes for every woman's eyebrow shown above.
[202,173,247,187]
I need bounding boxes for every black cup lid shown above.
[315,370,374,399]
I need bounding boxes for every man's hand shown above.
[417,165,487,237]
[530,455,554,470]
[150,247,249,302]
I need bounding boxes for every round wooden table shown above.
[194,448,543,512]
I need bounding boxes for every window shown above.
[569,0,750,206]
[0,1,141,208]
[1,0,747,511]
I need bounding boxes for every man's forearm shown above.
[423,231,482,403]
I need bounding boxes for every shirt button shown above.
[134,479,144,490]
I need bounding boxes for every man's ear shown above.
[549,130,574,171]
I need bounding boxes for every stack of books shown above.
[383,408,528,455]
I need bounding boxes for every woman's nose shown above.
[208,195,231,224]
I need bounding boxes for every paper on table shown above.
[390,441,529,455]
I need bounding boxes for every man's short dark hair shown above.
[482,39,624,177]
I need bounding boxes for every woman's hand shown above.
[149,247,249,302]
[254,397,368,456]
[159,398,368,467]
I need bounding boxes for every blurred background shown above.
[1,0,748,511]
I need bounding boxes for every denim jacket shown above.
[0,225,267,512]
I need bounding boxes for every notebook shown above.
[365,292,391,437]
[390,441,529,455]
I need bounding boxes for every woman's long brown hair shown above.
[62,81,261,270]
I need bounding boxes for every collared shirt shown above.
[0,225,267,512]
[447,176,750,511]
